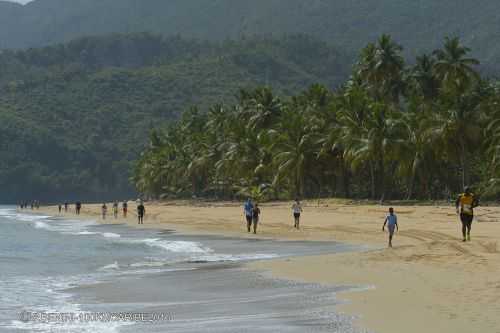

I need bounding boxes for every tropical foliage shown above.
[135,35,500,201]
[0,33,347,202]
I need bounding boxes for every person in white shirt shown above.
[291,199,303,229]
[382,207,399,247]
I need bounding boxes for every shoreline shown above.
[37,200,500,333]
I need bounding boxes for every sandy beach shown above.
[40,200,500,333]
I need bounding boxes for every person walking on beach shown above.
[244,198,254,232]
[137,202,145,224]
[75,201,82,215]
[455,186,479,242]
[122,201,128,218]
[58,204,62,213]
[382,207,398,247]
[252,203,261,234]
[101,203,107,220]
[64,202,68,212]
[292,199,303,229]
[113,201,119,219]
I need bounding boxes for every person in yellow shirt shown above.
[455,186,479,242]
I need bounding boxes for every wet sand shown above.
[40,200,500,333]
[71,259,363,333]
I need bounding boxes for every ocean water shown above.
[0,206,367,333]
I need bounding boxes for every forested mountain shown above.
[0,33,347,202]
[1,0,500,74]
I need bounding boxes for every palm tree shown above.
[433,37,480,95]
[339,90,405,200]
[357,34,405,104]
[271,105,317,197]
[428,37,482,189]
[410,54,439,102]
[337,83,381,197]
[132,35,494,202]
[237,87,282,130]
[396,106,442,199]
[429,89,483,189]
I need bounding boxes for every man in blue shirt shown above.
[382,207,398,248]
[243,198,254,233]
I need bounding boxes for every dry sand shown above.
[40,200,500,333]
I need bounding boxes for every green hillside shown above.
[1,0,500,73]
[0,33,347,202]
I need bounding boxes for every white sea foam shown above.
[98,262,120,271]
[121,267,197,276]
[191,253,279,263]
[0,208,51,223]
[27,216,99,236]
[34,221,51,230]
[75,231,98,235]
[0,208,17,218]
[123,238,212,254]
[3,275,131,333]
[101,232,121,238]
[130,261,167,268]
[16,214,52,222]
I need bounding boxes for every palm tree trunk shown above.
[295,170,300,198]
[342,163,351,198]
[370,162,376,199]
[406,157,417,200]
[460,140,468,189]
[407,172,416,200]
[379,158,386,203]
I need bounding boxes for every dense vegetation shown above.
[134,35,500,202]
[2,0,500,74]
[0,33,348,202]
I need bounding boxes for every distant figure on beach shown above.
[122,201,128,218]
[64,202,68,212]
[244,198,254,232]
[292,199,303,229]
[382,207,398,247]
[101,203,107,219]
[137,202,145,224]
[456,186,479,242]
[58,204,62,213]
[252,203,261,234]
[75,201,81,215]
[113,201,118,219]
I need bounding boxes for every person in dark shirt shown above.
[123,201,128,218]
[137,202,145,224]
[101,203,108,220]
[252,204,261,234]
